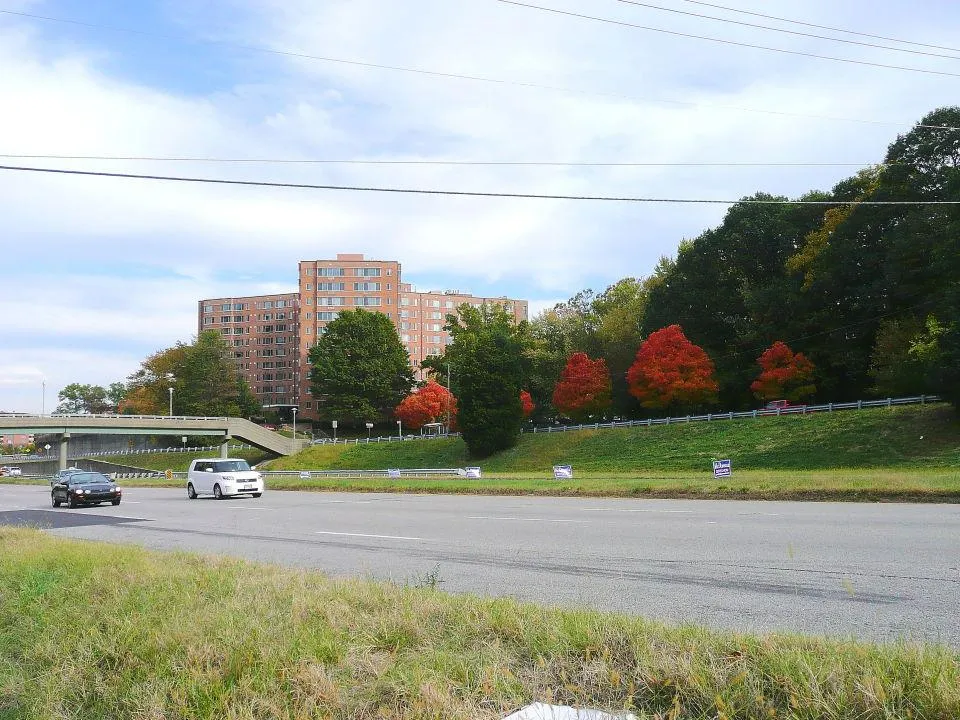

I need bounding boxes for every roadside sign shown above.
[165,469,173,480]
[553,465,573,479]
[299,471,312,479]
[713,459,732,478]
[332,420,338,429]
[387,468,401,478]
[465,467,482,479]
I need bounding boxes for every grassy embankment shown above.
[1,527,957,719]
[7,406,956,500]
[259,405,960,501]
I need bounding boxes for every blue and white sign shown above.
[464,467,482,479]
[553,465,573,479]
[387,468,401,479]
[713,459,732,478]
[299,471,312,480]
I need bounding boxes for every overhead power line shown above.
[3,164,959,205]
[0,153,876,167]
[675,0,960,54]
[493,0,960,78]
[611,0,960,61]
[1,8,958,132]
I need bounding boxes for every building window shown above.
[400,297,410,306]
[353,282,381,292]
[317,312,338,321]
[306,297,313,305]
[275,324,287,332]
[220,316,231,323]
[221,303,231,311]
[233,328,244,335]
[318,267,345,277]
[317,282,345,291]
[305,283,312,290]
[263,325,274,333]
[354,268,381,276]
[354,297,381,306]
[203,317,213,325]
[204,304,213,313]
[318,297,345,306]
[305,268,314,276]
[430,300,440,307]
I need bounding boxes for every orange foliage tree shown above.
[626,325,719,410]
[750,341,816,403]
[394,380,458,431]
[520,390,535,418]
[552,352,612,421]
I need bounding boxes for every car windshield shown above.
[70,473,110,484]
[213,460,251,472]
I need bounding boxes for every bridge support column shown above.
[220,436,232,459]
[59,433,71,471]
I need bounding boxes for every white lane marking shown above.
[315,500,375,504]
[467,515,591,523]
[226,505,271,510]
[315,531,423,541]
[581,508,696,514]
[121,501,141,504]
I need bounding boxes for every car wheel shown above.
[51,495,61,508]
[213,484,223,500]
[252,492,262,498]
[187,483,197,500]
[68,496,78,509]
[112,499,121,506]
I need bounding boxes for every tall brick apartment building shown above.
[199,254,527,420]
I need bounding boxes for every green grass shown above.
[86,448,272,473]
[1,528,957,719]
[269,405,960,473]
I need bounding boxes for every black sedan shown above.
[51,472,122,508]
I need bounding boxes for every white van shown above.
[187,458,263,500]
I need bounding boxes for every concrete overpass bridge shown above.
[0,415,308,470]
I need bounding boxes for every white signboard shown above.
[553,465,573,479]
[464,467,482,479]
[299,471,312,479]
[387,468,402,479]
[713,459,732,478]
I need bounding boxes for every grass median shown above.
[1,527,957,719]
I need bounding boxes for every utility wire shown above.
[1,8,958,131]
[493,0,960,78]
[675,0,960,54]
[611,0,960,61]
[0,154,876,167]
[3,164,960,205]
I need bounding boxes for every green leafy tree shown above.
[125,331,258,417]
[443,304,527,457]
[308,309,414,425]
[55,383,111,414]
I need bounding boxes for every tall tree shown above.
[395,380,457,432]
[750,341,816,403]
[552,352,612,421]
[55,383,111,414]
[308,309,414,425]
[626,325,719,411]
[125,331,258,417]
[443,304,527,457]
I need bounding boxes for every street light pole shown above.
[168,387,174,417]
[292,407,298,440]
[446,362,452,435]
[397,419,402,438]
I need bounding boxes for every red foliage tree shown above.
[394,380,458,431]
[626,325,719,410]
[552,352,612,421]
[750,341,816,403]
[520,390,535,418]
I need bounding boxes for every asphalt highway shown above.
[2,484,958,646]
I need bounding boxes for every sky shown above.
[1,0,958,412]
